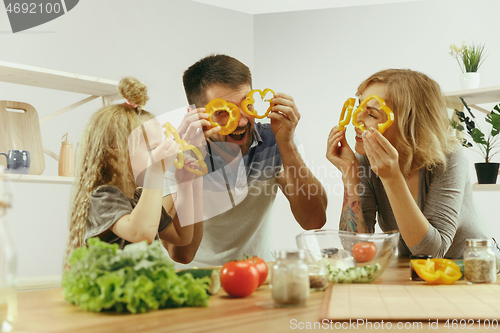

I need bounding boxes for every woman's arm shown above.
[362,129,434,249]
[327,127,369,232]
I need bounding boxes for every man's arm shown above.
[269,93,327,230]
[276,143,327,230]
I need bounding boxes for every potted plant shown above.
[451,98,500,184]
[449,41,486,89]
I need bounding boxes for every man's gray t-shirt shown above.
[356,145,487,258]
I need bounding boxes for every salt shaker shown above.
[271,249,309,307]
[464,239,497,284]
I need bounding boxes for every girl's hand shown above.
[174,155,197,184]
[362,128,400,180]
[326,126,358,180]
[152,137,180,171]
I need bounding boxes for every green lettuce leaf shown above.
[62,237,209,313]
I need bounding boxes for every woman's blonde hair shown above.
[356,69,457,176]
[64,77,153,270]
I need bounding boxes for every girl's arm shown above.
[110,162,165,243]
[159,181,194,246]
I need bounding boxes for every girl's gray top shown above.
[356,145,487,258]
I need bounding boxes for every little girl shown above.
[64,77,195,269]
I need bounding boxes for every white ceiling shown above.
[191,0,425,15]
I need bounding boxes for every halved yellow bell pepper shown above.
[410,258,462,285]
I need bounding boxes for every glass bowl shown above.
[296,229,399,283]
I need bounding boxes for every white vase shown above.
[460,72,480,90]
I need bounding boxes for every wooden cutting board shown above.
[320,283,500,321]
[0,100,45,175]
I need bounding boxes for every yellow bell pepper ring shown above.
[352,95,395,134]
[241,88,275,119]
[338,98,356,131]
[205,98,240,135]
[182,143,208,176]
[411,258,462,285]
[162,122,184,169]
[162,122,208,176]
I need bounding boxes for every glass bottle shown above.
[464,239,497,284]
[271,249,309,307]
[0,166,17,332]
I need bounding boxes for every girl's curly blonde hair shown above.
[63,77,153,270]
[356,69,457,177]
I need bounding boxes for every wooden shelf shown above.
[445,86,500,105]
[5,174,74,184]
[472,183,500,191]
[1,61,120,184]
[0,60,119,97]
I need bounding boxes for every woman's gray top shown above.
[356,145,487,258]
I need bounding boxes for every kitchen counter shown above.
[14,258,498,332]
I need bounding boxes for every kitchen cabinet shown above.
[0,60,120,184]
[445,86,500,191]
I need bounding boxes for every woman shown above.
[326,69,492,258]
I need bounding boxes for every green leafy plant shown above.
[62,238,210,313]
[450,98,500,163]
[449,41,486,73]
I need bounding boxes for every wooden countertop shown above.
[14,257,498,333]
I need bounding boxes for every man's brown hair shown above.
[183,54,252,107]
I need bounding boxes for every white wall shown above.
[2,0,500,277]
[253,0,500,249]
[1,0,253,276]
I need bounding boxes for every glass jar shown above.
[464,239,497,284]
[1,166,17,332]
[271,249,309,307]
[308,262,329,291]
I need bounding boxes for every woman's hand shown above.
[326,126,358,180]
[362,128,400,180]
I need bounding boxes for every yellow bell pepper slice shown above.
[182,143,208,176]
[411,258,462,285]
[205,98,240,135]
[338,98,356,131]
[241,88,275,119]
[162,122,208,176]
[352,95,394,134]
[162,122,184,169]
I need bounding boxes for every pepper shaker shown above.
[58,133,74,177]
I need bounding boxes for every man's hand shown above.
[268,93,300,145]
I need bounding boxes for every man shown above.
[163,54,327,267]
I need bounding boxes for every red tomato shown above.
[246,256,268,287]
[352,241,377,262]
[220,260,259,298]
